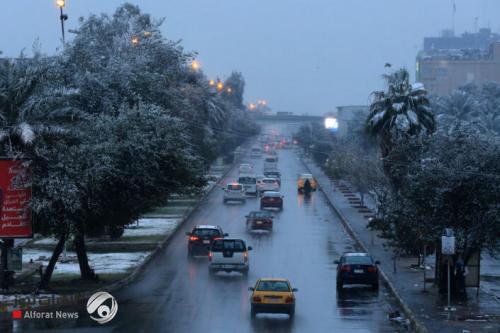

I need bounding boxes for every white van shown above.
[209,238,252,275]
[250,146,262,158]
[264,156,278,171]
[238,174,258,196]
[223,183,246,203]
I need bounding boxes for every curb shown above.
[300,157,429,333]
[0,162,235,313]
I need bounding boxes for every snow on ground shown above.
[123,217,181,237]
[23,249,149,276]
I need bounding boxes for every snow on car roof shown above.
[344,252,369,256]
[195,225,219,229]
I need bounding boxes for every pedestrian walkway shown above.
[302,157,500,333]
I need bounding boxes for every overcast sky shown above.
[2,1,500,114]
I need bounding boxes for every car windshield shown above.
[211,239,245,252]
[256,281,290,292]
[227,184,242,190]
[239,177,256,184]
[249,211,271,218]
[192,229,220,237]
[263,179,276,184]
[344,255,373,265]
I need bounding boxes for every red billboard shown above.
[0,159,32,238]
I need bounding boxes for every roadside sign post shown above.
[442,228,456,311]
[0,159,33,289]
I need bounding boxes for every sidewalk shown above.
[302,156,500,333]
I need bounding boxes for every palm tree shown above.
[0,58,43,154]
[435,89,482,135]
[366,68,435,179]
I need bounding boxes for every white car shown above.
[239,163,253,174]
[250,146,262,158]
[238,174,258,196]
[209,238,252,275]
[263,157,278,171]
[223,183,246,203]
[259,177,280,195]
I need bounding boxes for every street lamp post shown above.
[56,0,68,44]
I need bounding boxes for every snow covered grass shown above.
[23,249,149,276]
[123,217,181,237]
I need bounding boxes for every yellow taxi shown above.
[248,278,297,318]
[297,173,317,192]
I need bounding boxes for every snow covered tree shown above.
[366,68,435,184]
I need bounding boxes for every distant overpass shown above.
[252,114,324,122]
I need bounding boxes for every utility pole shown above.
[452,0,456,36]
[56,0,68,44]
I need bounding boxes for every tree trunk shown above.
[38,233,66,289]
[74,229,97,280]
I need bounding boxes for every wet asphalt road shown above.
[3,123,400,333]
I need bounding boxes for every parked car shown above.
[259,177,280,194]
[209,238,252,275]
[250,146,262,158]
[245,210,274,231]
[223,183,246,203]
[263,170,281,185]
[249,278,297,318]
[335,252,380,291]
[297,173,317,192]
[239,163,253,174]
[238,174,258,196]
[260,191,284,210]
[263,156,278,171]
[186,225,227,257]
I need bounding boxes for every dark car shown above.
[186,225,227,257]
[335,253,380,291]
[263,171,281,185]
[260,191,284,211]
[245,211,274,231]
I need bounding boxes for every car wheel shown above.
[251,307,257,318]
[372,281,379,291]
[223,199,227,204]
[288,308,295,319]
[208,267,216,276]
[279,205,283,211]
[187,250,193,259]
[242,267,249,276]
[260,205,264,210]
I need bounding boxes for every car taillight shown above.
[252,296,261,302]
[367,265,377,273]
[285,296,294,303]
[189,236,199,241]
[208,252,212,262]
[341,265,351,272]
[244,251,248,263]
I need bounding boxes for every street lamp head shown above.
[208,79,215,87]
[191,60,201,71]
[131,36,140,46]
[56,0,65,8]
[226,87,232,93]
[216,82,224,91]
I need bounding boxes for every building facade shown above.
[416,29,500,96]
